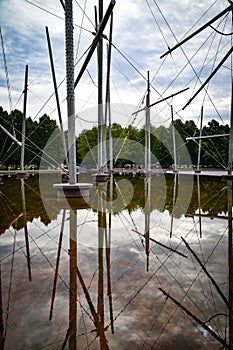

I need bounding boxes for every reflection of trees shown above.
[0,174,230,235]
[0,107,62,168]
[0,176,57,235]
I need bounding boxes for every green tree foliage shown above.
[201,119,229,167]
[0,106,230,169]
[0,107,62,169]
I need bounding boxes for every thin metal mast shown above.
[145,71,151,172]
[98,0,104,173]
[197,106,203,171]
[105,14,113,171]
[171,105,177,172]
[45,26,69,167]
[21,65,28,172]
[65,0,76,184]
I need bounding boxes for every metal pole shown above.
[105,14,113,171]
[74,0,115,88]
[197,106,203,171]
[65,0,76,184]
[69,209,77,349]
[0,124,21,146]
[145,71,151,172]
[98,0,104,173]
[160,4,233,59]
[21,64,28,172]
[171,105,177,172]
[45,26,69,167]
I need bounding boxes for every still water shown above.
[0,173,231,349]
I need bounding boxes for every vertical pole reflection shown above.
[228,180,233,349]
[97,182,109,349]
[0,263,4,350]
[197,175,202,238]
[49,209,66,320]
[106,174,114,334]
[69,209,77,349]
[144,176,151,272]
[20,178,31,282]
[170,173,178,238]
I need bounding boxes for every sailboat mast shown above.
[20,65,28,172]
[65,0,76,184]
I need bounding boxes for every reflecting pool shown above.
[0,173,232,349]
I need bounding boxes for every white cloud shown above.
[0,0,232,130]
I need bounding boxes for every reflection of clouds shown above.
[1,203,229,349]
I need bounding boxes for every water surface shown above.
[0,173,231,349]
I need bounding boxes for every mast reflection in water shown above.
[0,173,232,349]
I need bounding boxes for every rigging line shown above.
[160,287,230,349]
[76,122,98,168]
[210,25,233,36]
[153,2,229,120]
[13,92,23,110]
[186,238,224,334]
[76,288,90,350]
[74,0,95,31]
[74,0,88,64]
[160,2,233,59]
[197,139,228,169]
[111,56,144,97]
[190,223,220,322]
[161,33,226,124]
[0,216,68,262]
[153,247,210,323]
[118,212,145,255]
[111,226,189,325]
[183,227,228,321]
[86,68,97,87]
[76,115,97,123]
[145,0,169,48]
[198,15,230,120]
[1,130,60,168]
[0,131,11,160]
[152,243,223,348]
[31,42,93,122]
[111,43,164,99]
[0,113,63,166]
[24,0,93,34]
[26,229,69,289]
[77,208,93,238]
[0,28,13,113]
[182,0,219,40]
[208,137,228,168]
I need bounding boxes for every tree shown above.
[0,108,61,168]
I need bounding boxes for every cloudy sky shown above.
[0,0,232,132]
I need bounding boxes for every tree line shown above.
[0,106,230,169]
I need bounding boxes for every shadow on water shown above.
[0,173,232,349]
